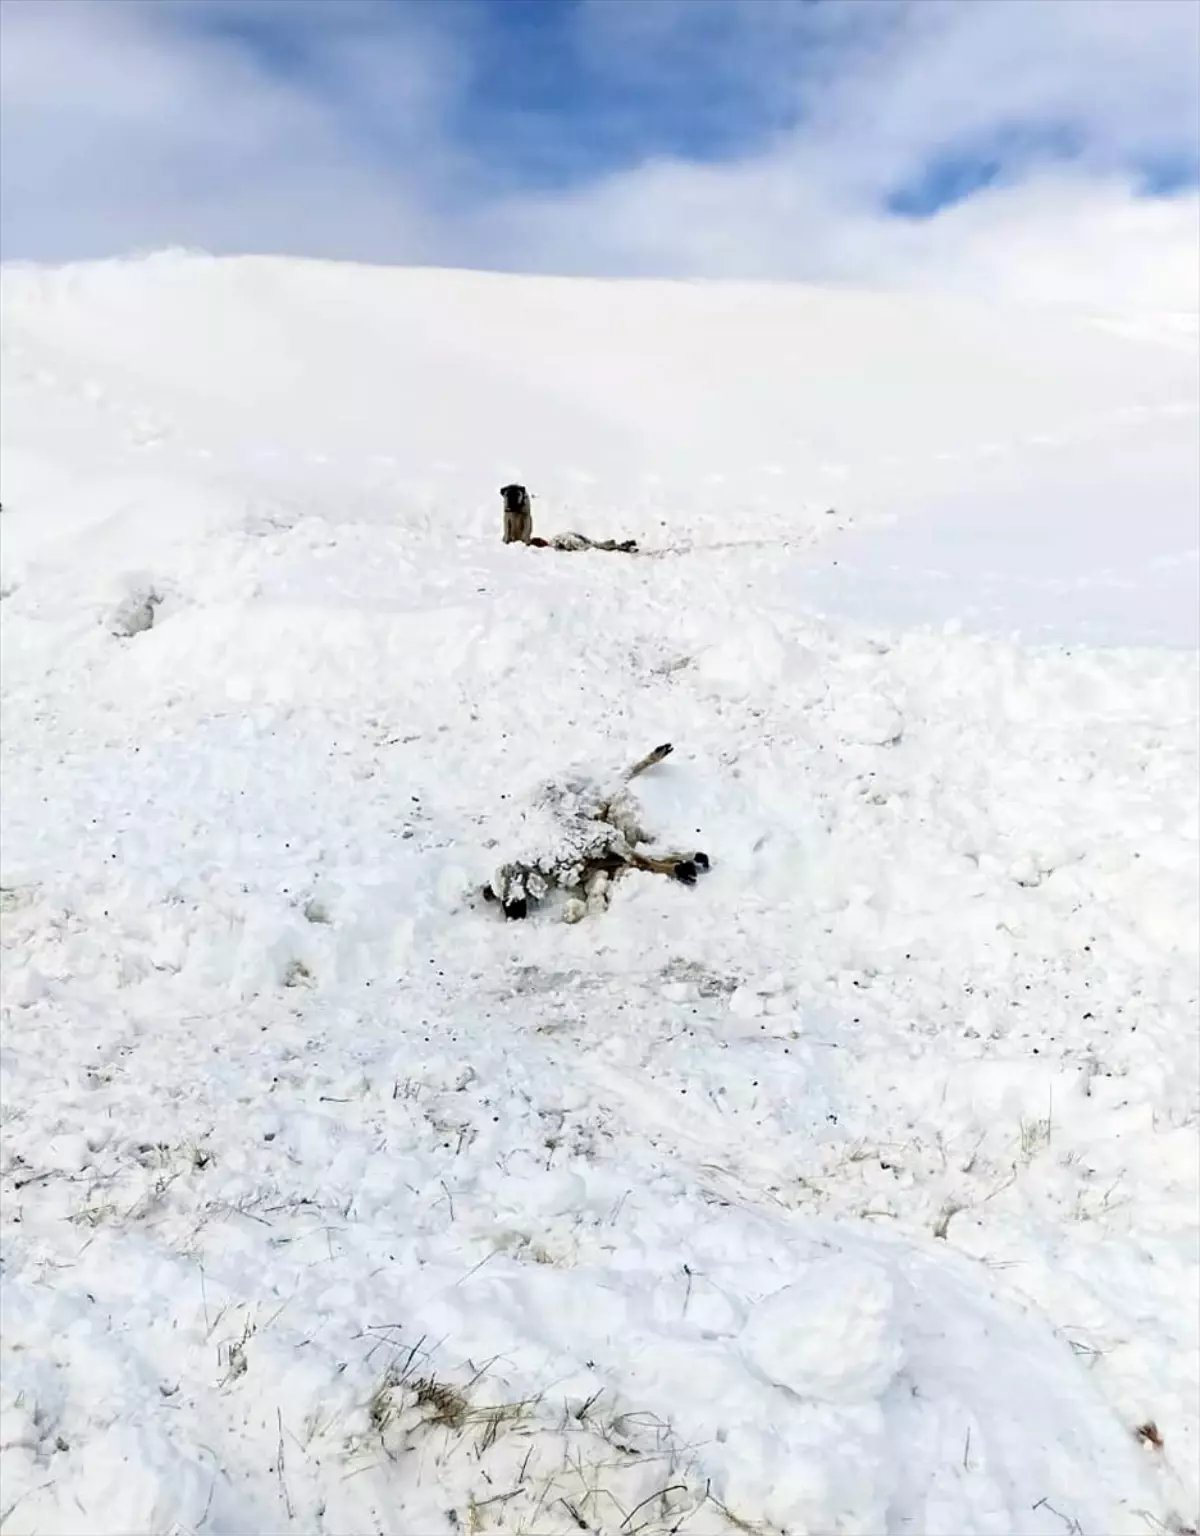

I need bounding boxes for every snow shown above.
[1,250,1197,1536]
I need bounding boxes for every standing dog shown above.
[501,484,533,545]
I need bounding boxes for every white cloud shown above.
[0,0,450,263]
[0,0,1196,310]
[488,0,1200,308]
[804,0,1197,186]
[481,145,1200,311]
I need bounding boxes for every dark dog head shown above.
[500,484,530,514]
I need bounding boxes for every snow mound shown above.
[2,252,1197,1536]
[741,1256,904,1404]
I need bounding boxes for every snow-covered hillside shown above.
[1,252,1197,1536]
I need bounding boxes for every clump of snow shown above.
[693,614,817,701]
[1,252,1197,1536]
[741,1258,904,1404]
[107,586,161,638]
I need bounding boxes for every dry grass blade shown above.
[621,1481,688,1531]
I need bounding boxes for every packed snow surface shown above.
[1,252,1197,1536]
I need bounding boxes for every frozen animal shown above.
[530,532,638,553]
[482,743,710,921]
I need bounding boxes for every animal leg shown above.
[625,743,673,781]
[626,849,710,885]
[584,866,612,916]
[591,744,672,836]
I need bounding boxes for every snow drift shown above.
[1,252,1197,1535]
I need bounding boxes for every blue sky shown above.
[165,0,1200,206]
[188,0,815,188]
[1,0,1197,300]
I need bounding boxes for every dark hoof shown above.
[673,861,698,885]
[503,898,528,921]
[656,743,673,759]
[619,540,638,553]
[482,884,496,902]
[693,852,710,870]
